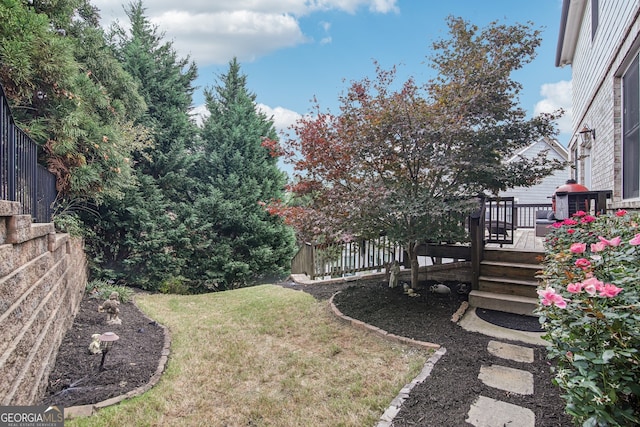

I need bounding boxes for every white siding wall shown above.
[500,139,570,205]
[571,0,637,125]
[568,0,640,209]
[500,170,568,205]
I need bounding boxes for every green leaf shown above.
[601,350,615,363]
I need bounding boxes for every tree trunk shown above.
[407,242,420,289]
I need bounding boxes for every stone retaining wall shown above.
[0,200,87,405]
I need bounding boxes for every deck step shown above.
[469,290,539,316]
[478,276,540,298]
[483,248,544,264]
[480,260,542,281]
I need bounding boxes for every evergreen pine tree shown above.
[186,58,295,290]
[88,1,200,290]
[0,0,149,200]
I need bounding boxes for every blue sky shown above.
[93,0,572,144]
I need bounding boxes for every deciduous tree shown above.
[272,17,565,288]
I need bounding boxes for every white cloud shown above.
[152,11,307,64]
[534,80,573,135]
[368,0,400,13]
[92,1,398,65]
[190,103,301,136]
[310,0,399,14]
[189,104,210,127]
[257,104,302,137]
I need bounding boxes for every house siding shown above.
[499,138,569,205]
[565,0,640,209]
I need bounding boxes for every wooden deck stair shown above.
[469,247,544,316]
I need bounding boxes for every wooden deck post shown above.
[469,204,484,291]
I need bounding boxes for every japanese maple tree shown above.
[272,17,565,288]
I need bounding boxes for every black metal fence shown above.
[0,85,57,223]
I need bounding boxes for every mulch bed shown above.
[40,280,573,426]
[286,279,573,427]
[39,296,164,408]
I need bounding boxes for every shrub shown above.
[537,210,640,426]
[53,213,86,237]
[87,280,135,303]
[159,276,192,295]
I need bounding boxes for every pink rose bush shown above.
[570,242,587,253]
[537,287,567,308]
[537,209,640,426]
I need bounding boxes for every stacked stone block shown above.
[0,200,87,405]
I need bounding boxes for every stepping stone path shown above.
[466,340,536,427]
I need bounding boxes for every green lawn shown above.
[67,285,430,427]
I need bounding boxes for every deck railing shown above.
[289,194,613,281]
[291,236,403,280]
[515,203,553,228]
[0,85,57,223]
[484,197,515,245]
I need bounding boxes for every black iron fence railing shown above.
[484,196,515,245]
[0,85,57,223]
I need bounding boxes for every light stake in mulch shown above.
[98,332,119,371]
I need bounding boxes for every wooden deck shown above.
[485,228,546,252]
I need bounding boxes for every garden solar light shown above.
[98,332,119,371]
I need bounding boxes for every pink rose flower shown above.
[563,219,578,226]
[574,258,591,269]
[567,283,583,293]
[581,215,596,224]
[599,283,623,298]
[567,229,576,234]
[552,222,563,229]
[574,211,587,217]
[630,234,640,246]
[582,277,604,296]
[570,242,587,253]
[590,242,607,252]
[538,287,567,308]
[598,236,622,247]
[616,209,627,217]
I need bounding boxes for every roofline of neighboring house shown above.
[555,0,588,67]
[546,137,570,158]
[507,137,569,163]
